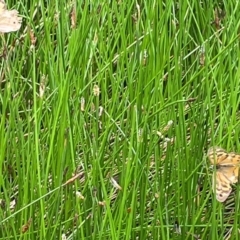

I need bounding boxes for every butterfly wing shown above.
[0,1,22,33]
[0,10,22,32]
[213,166,239,202]
[0,0,6,13]
[208,146,240,202]
[207,146,240,165]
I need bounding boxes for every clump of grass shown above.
[0,0,240,239]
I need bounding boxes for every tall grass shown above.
[0,0,240,239]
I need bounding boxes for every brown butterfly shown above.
[207,146,240,202]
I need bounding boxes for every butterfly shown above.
[0,0,22,33]
[207,146,240,202]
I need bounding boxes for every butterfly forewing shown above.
[208,146,240,165]
[207,146,240,202]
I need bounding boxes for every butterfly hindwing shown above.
[213,166,238,202]
[0,0,22,33]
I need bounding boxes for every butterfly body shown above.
[207,147,240,202]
